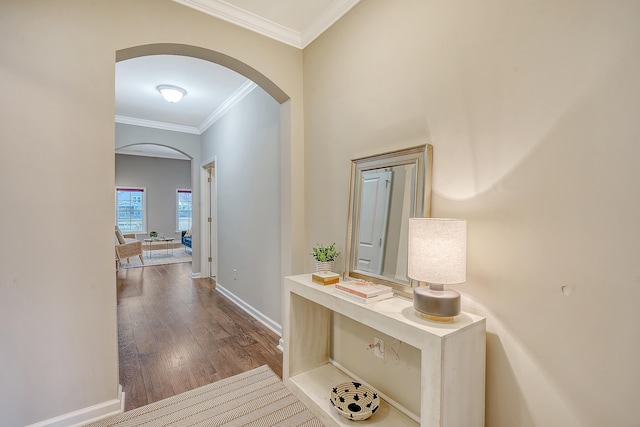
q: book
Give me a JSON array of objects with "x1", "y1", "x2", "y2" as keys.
[
  {"x1": 334, "y1": 288, "x2": 394, "y2": 304},
  {"x1": 311, "y1": 272, "x2": 340, "y2": 285},
  {"x1": 334, "y1": 280, "x2": 393, "y2": 298}
]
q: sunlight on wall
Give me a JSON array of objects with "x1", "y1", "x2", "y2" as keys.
[{"x1": 424, "y1": 1, "x2": 629, "y2": 201}]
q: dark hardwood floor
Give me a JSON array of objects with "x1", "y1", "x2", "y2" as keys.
[{"x1": 116, "y1": 262, "x2": 283, "y2": 411}]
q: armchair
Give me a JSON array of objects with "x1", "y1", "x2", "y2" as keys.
[{"x1": 115, "y1": 226, "x2": 144, "y2": 269}]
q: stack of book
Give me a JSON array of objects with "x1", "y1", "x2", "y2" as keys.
[{"x1": 334, "y1": 280, "x2": 394, "y2": 304}]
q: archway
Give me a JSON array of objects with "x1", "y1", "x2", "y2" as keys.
[
  {"x1": 114, "y1": 46, "x2": 293, "y2": 405},
  {"x1": 117, "y1": 44, "x2": 289, "y2": 104},
  {"x1": 115, "y1": 44, "x2": 293, "y2": 282}
]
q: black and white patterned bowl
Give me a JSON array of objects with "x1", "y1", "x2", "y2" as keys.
[{"x1": 330, "y1": 381, "x2": 380, "y2": 421}]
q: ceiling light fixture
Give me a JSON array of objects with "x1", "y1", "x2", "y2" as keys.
[{"x1": 157, "y1": 85, "x2": 186, "y2": 103}]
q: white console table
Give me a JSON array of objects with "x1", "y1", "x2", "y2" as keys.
[{"x1": 282, "y1": 274, "x2": 486, "y2": 427}]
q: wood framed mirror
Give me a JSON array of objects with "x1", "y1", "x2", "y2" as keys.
[{"x1": 344, "y1": 144, "x2": 433, "y2": 298}]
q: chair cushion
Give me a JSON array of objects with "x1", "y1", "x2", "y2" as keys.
[
  {"x1": 115, "y1": 240, "x2": 143, "y2": 259},
  {"x1": 115, "y1": 227, "x2": 126, "y2": 244}
]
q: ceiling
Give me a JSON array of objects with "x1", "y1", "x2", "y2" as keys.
[
  {"x1": 116, "y1": 0, "x2": 360, "y2": 160},
  {"x1": 172, "y1": 0, "x2": 361, "y2": 49}
]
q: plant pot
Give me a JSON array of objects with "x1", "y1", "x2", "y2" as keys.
[{"x1": 316, "y1": 261, "x2": 334, "y2": 274}]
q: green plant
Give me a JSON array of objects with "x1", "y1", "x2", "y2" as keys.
[
  {"x1": 149, "y1": 230, "x2": 158, "y2": 238},
  {"x1": 310, "y1": 243, "x2": 340, "y2": 262}
]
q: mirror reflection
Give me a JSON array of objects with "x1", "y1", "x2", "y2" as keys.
[{"x1": 345, "y1": 145, "x2": 433, "y2": 297}]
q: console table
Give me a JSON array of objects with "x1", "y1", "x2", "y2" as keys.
[{"x1": 282, "y1": 274, "x2": 486, "y2": 427}]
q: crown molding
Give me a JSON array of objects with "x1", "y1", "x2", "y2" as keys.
[
  {"x1": 199, "y1": 80, "x2": 257, "y2": 133},
  {"x1": 115, "y1": 115, "x2": 201, "y2": 134},
  {"x1": 301, "y1": 0, "x2": 361, "y2": 48},
  {"x1": 172, "y1": 0, "x2": 361, "y2": 49},
  {"x1": 173, "y1": 0, "x2": 301, "y2": 48},
  {"x1": 115, "y1": 81, "x2": 257, "y2": 135}
]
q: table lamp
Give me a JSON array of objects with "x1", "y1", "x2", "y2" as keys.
[{"x1": 408, "y1": 218, "x2": 467, "y2": 322}]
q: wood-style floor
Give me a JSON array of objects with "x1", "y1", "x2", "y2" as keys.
[{"x1": 117, "y1": 262, "x2": 283, "y2": 411}]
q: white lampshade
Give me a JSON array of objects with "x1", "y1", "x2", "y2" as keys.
[
  {"x1": 408, "y1": 218, "x2": 466, "y2": 284},
  {"x1": 157, "y1": 85, "x2": 186, "y2": 103}
]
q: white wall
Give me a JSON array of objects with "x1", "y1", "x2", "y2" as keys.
[
  {"x1": 304, "y1": 0, "x2": 640, "y2": 425},
  {"x1": 115, "y1": 154, "x2": 191, "y2": 239},
  {"x1": 201, "y1": 87, "x2": 282, "y2": 327},
  {"x1": 0, "y1": 1, "x2": 303, "y2": 425}
]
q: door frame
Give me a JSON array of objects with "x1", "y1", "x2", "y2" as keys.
[{"x1": 200, "y1": 157, "x2": 218, "y2": 279}]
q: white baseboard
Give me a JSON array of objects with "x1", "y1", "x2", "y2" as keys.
[
  {"x1": 27, "y1": 385, "x2": 124, "y2": 427},
  {"x1": 190, "y1": 271, "x2": 201, "y2": 278},
  {"x1": 277, "y1": 338, "x2": 284, "y2": 352},
  {"x1": 215, "y1": 282, "x2": 282, "y2": 337}
]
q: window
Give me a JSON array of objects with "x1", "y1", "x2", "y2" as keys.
[
  {"x1": 116, "y1": 187, "x2": 146, "y2": 233},
  {"x1": 177, "y1": 189, "x2": 192, "y2": 231}
]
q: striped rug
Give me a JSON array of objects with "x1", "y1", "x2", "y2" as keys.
[{"x1": 86, "y1": 366, "x2": 323, "y2": 426}]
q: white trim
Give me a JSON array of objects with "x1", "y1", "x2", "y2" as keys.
[
  {"x1": 171, "y1": 0, "x2": 362, "y2": 49},
  {"x1": 172, "y1": 0, "x2": 301, "y2": 48},
  {"x1": 115, "y1": 115, "x2": 200, "y2": 134},
  {"x1": 277, "y1": 337, "x2": 284, "y2": 352},
  {"x1": 27, "y1": 386, "x2": 124, "y2": 427},
  {"x1": 215, "y1": 282, "x2": 282, "y2": 336},
  {"x1": 116, "y1": 81, "x2": 257, "y2": 136},
  {"x1": 199, "y1": 81, "x2": 257, "y2": 133},
  {"x1": 200, "y1": 159, "x2": 218, "y2": 280},
  {"x1": 191, "y1": 272, "x2": 202, "y2": 278}
]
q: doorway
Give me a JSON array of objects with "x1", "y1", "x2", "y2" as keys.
[{"x1": 202, "y1": 162, "x2": 217, "y2": 278}]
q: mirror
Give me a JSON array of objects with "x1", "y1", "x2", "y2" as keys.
[{"x1": 344, "y1": 145, "x2": 433, "y2": 298}]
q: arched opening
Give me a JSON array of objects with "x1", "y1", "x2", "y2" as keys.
[
  {"x1": 115, "y1": 44, "x2": 292, "y2": 282},
  {"x1": 116, "y1": 44, "x2": 289, "y2": 104},
  {"x1": 114, "y1": 44, "x2": 292, "y2": 410},
  {"x1": 116, "y1": 143, "x2": 192, "y2": 162},
  {"x1": 115, "y1": 143, "x2": 194, "y2": 267}
]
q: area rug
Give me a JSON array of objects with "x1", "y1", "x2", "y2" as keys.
[
  {"x1": 86, "y1": 365, "x2": 323, "y2": 427},
  {"x1": 119, "y1": 250, "x2": 191, "y2": 269}
]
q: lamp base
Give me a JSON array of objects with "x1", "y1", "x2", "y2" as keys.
[
  {"x1": 413, "y1": 284, "x2": 461, "y2": 321},
  {"x1": 418, "y1": 312, "x2": 455, "y2": 323}
]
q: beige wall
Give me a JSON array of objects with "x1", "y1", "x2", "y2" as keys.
[
  {"x1": 0, "y1": 1, "x2": 303, "y2": 425},
  {"x1": 3, "y1": 0, "x2": 639, "y2": 424},
  {"x1": 304, "y1": 0, "x2": 640, "y2": 425}
]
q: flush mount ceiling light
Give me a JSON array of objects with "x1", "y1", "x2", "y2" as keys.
[{"x1": 157, "y1": 85, "x2": 186, "y2": 103}]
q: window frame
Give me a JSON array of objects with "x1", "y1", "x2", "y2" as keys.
[
  {"x1": 176, "y1": 189, "x2": 193, "y2": 232},
  {"x1": 115, "y1": 187, "x2": 147, "y2": 234}
]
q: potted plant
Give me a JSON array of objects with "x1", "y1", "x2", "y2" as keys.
[
  {"x1": 311, "y1": 243, "x2": 340, "y2": 274},
  {"x1": 149, "y1": 230, "x2": 158, "y2": 238}
]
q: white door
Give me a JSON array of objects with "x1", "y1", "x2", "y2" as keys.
[{"x1": 357, "y1": 169, "x2": 392, "y2": 274}]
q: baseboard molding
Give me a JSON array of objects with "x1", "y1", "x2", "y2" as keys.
[
  {"x1": 191, "y1": 272, "x2": 201, "y2": 278},
  {"x1": 27, "y1": 385, "x2": 124, "y2": 427},
  {"x1": 215, "y1": 282, "x2": 282, "y2": 337}
]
